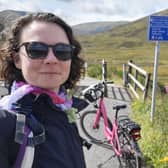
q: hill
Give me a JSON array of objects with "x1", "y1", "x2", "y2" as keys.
[
  {"x1": 77, "y1": 9, "x2": 168, "y2": 85},
  {"x1": 73, "y1": 21, "x2": 128, "y2": 35},
  {"x1": 0, "y1": 10, "x2": 29, "y2": 46},
  {"x1": 0, "y1": 10, "x2": 126, "y2": 46},
  {"x1": 0, "y1": 10, "x2": 27, "y2": 28}
]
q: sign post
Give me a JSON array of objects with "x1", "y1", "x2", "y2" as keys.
[
  {"x1": 148, "y1": 15, "x2": 168, "y2": 122},
  {"x1": 151, "y1": 41, "x2": 160, "y2": 122}
]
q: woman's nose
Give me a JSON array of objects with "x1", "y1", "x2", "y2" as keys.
[{"x1": 44, "y1": 48, "x2": 59, "y2": 64}]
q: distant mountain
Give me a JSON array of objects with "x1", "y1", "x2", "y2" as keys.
[
  {"x1": 0, "y1": 10, "x2": 28, "y2": 46},
  {"x1": 72, "y1": 21, "x2": 128, "y2": 35},
  {"x1": 0, "y1": 9, "x2": 128, "y2": 45},
  {"x1": 0, "y1": 10, "x2": 27, "y2": 27},
  {"x1": 78, "y1": 8, "x2": 168, "y2": 53}
]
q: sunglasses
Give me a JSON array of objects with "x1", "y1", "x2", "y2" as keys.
[{"x1": 18, "y1": 42, "x2": 75, "y2": 61}]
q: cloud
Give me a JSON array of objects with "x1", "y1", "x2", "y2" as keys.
[
  {"x1": 57, "y1": 0, "x2": 73, "y2": 1},
  {"x1": 0, "y1": 0, "x2": 168, "y2": 25},
  {"x1": 73, "y1": 0, "x2": 124, "y2": 15},
  {"x1": 62, "y1": 0, "x2": 168, "y2": 25},
  {"x1": 73, "y1": 0, "x2": 167, "y2": 16},
  {"x1": 0, "y1": 0, "x2": 42, "y2": 12}
]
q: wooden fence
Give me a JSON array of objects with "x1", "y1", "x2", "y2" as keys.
[{"x1": 123, "y1": 60, "x2": 151, "y2": 100}]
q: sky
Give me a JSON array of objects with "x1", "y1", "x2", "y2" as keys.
[{"x1": 0, "y1": 0, "x2": 168, "y2": 25}]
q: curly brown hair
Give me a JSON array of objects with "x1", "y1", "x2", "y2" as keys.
[{"x1": 0, "y1": 12, "x2": 84, "y2": 91}]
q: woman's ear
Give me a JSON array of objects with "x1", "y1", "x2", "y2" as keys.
[{"x1": 12, "y1": 52, "x2": 21, "y2": 69}]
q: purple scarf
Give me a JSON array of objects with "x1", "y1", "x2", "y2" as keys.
[{"x1": 0, "y1": 81, "x2": 73, "y2": 112}]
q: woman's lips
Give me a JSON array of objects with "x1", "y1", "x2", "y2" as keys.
[{"x1": 40, "y1": 72, "x2": 61, "y2": 74}]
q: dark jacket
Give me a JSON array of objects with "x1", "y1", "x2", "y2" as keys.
[{"x1": 0, "y1": 93, "x2": 87, "y2": 168}]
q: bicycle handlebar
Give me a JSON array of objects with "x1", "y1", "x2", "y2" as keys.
[
  {"x1": 80, "y1": 80, "x2": 114, "y2": 102},
  {"x1": 81, "y1": 83, "x2": 103, "y2": 95},
  {"x1": 81, "y1": 82, "x2": 106, "y2": 102},
  {"x1": 81, "y1": 81, "x2": 113, "y2": 96}
]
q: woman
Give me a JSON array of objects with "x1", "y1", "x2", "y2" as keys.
[{"x1": 0, "y1": 12, "x2": 88, "y2": 168}]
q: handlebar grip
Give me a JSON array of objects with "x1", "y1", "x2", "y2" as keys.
[
  {"x1": 81, "y1": 84, "x2": 97, "y2": 95},
  {"x1": 113, "y1": 104, "x2": 127, "y2": 110},
  {"x1": 81, "y1": 82, "x2": 104, "y2": 96}
]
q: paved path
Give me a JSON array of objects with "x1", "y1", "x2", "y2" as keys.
[{"x1": 76, "y1": 77, "x2": 132, "y2": 168}]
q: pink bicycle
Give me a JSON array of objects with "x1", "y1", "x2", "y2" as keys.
[{"x1": 80, "y1": 82, "x2": 142, "y2": 168}]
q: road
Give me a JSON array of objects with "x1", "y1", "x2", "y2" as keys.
[{"x1": 76, "y1": 77, "x2": 132, "y2": 168}]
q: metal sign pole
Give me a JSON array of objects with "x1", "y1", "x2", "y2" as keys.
[{"x1": 151, "y1": 41, "x2": 160, "y2": 122}]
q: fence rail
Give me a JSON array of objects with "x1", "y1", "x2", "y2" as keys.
[{"x1": 123, "y1": 60, "x2": 151, "y2": 100}]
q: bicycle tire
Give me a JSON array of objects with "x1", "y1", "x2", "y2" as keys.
[
  {"x1": 80, "y1": 110, "x2": 112, "y2": 144},
  {"x1": 117, "y1": 129, "x2": 142, "y2": 168}
]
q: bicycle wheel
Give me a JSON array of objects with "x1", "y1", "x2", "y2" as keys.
[
  {"x1": 117, "y1": 129, "x2": 142, "y2": 168},
  {"x1": 80, "y1": 110, "x2": 112, "y2": 144}
]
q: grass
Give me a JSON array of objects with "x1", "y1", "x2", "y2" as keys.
[
  {"x1": 131, "y1": 95, "x2": 168, "y2": 168},
  {"x1": 79, "y1": 43, "x2": 168, "y2": 85}
]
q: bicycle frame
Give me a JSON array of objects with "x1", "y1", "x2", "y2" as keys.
[{"x1": 93, "y1": 96, "x2": 122, "y2": 157}]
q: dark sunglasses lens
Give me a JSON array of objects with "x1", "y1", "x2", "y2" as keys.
[
  {"x1": 53, "y1": 44, "x2": 73, "y2": 60},
  {"x1": 27, "y1": 43, "x2": 48, "y2": 59}
]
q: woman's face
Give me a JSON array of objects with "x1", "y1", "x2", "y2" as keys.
[{"x1": 14, "y1": 21, "x2": 71, "y2": 92}]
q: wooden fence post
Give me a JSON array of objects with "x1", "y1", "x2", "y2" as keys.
[
  {"x1": 102, "y1": 59, "x2": 107, "y2": 82},
  {"x1": 102, "y1": 59, "x2": 108, "y2": 97},
  {"x1": 143, "y1": 73, "x2": 151, "y2": 100},
  {"x1": 127, "y1": 60, "x2": 133, "y2": 84},
  {"x1": 134, "y1": 70, "x2": 138, "y2": 90},
  {"x1": 123, "y1": 64, "x2": 127, "y2": 86}
]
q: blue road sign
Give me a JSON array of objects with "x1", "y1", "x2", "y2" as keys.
[{"x1": 148, "y1": 15, "x2": 168, "y2": 41}]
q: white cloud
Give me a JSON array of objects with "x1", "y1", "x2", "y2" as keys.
[
  {"x1": 61, "y1": 0, "x2": 166, "y2": 25},
  {"x1": 0, "y1": 0, "x2": 41, "y2": 12},
  {"x1": 73, "y1": 0, "x2": 122, "y2": 14},
  {"x1": 0, "y1": 0, "x2": 168, "y2": 25},
  {"x1": 73, "y1": 0, "x2": 168, "y2": 17}
]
